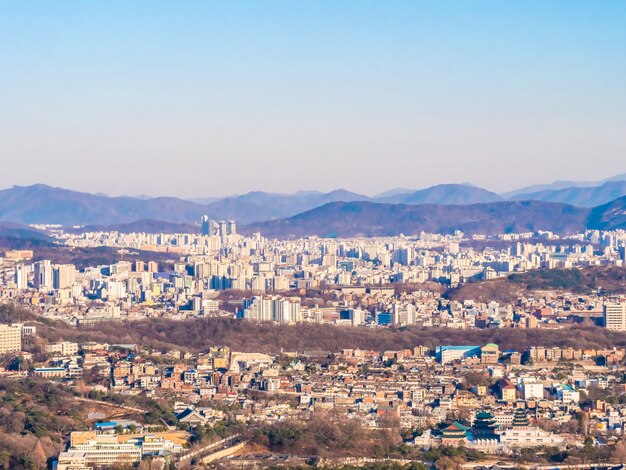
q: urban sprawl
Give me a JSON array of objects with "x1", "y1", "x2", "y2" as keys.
[{"x1": 3, "y1": 218, "x2": 626, "y2": 468}]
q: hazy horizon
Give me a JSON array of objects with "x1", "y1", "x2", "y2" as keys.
[
  {"x1": 4, "y1": 170, "x2": 626, "y2": 200},
  {"x1": 2, "y1": 1, "x2": 625, "y2": 198}
]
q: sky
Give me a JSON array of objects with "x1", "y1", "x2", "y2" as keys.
[{"x1": 1, "y1": 1, "x2": 626, "y2": 198}]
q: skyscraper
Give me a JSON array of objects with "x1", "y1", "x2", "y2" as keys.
[
  {"x1": 201, "y1": 215, "x2": 220, "y2": 236},
  {"x1": 53, "y1": 265, "x2": 76, "y2": 289},
  {"x1": 14, "y1": 265, "x2": 27, "y2": 290},
  {"x1": 34, "y1": 260, "x2": 52, "y2": 290},
  {"x1": 227, "y1": 220, "x2": 237, "y2": 236},
  {"x1": 201, "y1": 215, "x2": 210, "y2": 236}
]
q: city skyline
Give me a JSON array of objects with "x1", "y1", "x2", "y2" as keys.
[
  {"x1": 2, "y1": 1, "x2": 626, "y2": 197},
  {"x1": 4, "y1": 2, "x2": 626, "y2": 467}
]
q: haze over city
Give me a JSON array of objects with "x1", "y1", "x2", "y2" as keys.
[{"x1": 2, "y1": 1, "x2": 626, "y2": 197}]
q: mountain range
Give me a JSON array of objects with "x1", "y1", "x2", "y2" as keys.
[
  {"x1": 1, "y1": 172, "x2": 626, "y2": 232},
  {"x1": 245, "y1": 196, "x2": 626, "y2": 238},
  {"x1": 0, "y1": 183, "x2": 507, "y2": 226},
  {"x1": 243, "y1": 200, "x2": 592, "y2": 238},
  {"x1": 506, "y1": 180, "x2": 626, "y2": 207}
]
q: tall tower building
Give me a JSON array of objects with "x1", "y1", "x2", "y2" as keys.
[
  {"x1": 227, "y1": 220, "x2": 237, "y2": 236},
  {"x1": 219, "y1": 221, "x2": 227, "y2": 238},
  {"x1": 201, "y1": 215, "x2": 210, "y2": 236},
  {"x1": 14, "y1": 265, "x2": 28, "y2": 290},
  {"x1": 201, "y1": 215, "x2": 220, "y2": 236},
  {"x1": 34, "y1": 260, "x2": 53, "y2": 290},
  {"x1": 53, "y1": 265, "x2": 76, "y2": 289}
]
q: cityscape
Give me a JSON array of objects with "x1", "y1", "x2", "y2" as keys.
[{"x1": 3, "y1": 1, "x2": 626, "y2": 470}]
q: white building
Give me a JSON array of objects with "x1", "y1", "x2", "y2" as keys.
[
  {"x1": 604, "y1": 302, "x2": 626, "y2": 331},
  {"x1": 519, "y1": 381, "x2": 544, "y2": 400},
  {"x1": 0, "y1": 323, "x2": 22, "y2": 354},
  {"x1": 45, "y1": 341, "x2": 79, "y2": 356},
  {"x1": 240, "y1": 296, "x2": 302, "y2": 324},
  {"x1": 500, "y1": 426, "x2": 565, "y2": 448},
  {"x1": 62, "y1": 432, "x2": 182, "y2": 467}
]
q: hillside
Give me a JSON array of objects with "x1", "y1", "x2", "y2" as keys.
[
  {"x1": 243, "y1": 200, "x2": 590, "y2": 238},
  {"x1": 502, "y1": 172, "x2": 626, "y2": 199},
  {"x1": 586, "y1": 195, "x2": 626, "y2": 230},
  {"x1": 205, "y1": 189, "x2": 370, "y2": 223},
  {"x1": 2, "y1": 180, "x2": 626, "y2": 229},
  {"x1": 10, "y1": 305, "x2": 626, "y2": 354},
  {"x1": 0, "y1": 185, "x2": 372, "y2": 226},
  {"x1": 0, "y1": 222, "x2": 51, "y2": 242},
  {"x1": 445, "y1": 266, "x2": 626, "y2": 303},
  {"x1": 379, "y1": 184, "x2": 502, "y2": 205},
  {"x1": 511, "y1": 180, "x2": 626, "y2": 207},
  {"x1": 0, "y1": 237, "x2": 177, "y2": 270},
  {"x1": 0, "y1": 184, "x2": 208, "y2": 226}
]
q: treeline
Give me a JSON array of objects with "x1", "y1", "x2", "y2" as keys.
[
  {"x1": 4, "y1": 303, "x2": 626, "y2": 356},
  {"x1": 249, "y1": 412, "x2": 402, "y2": 459},
  {"x1": 39, "y1": 320, "x2": 626, "y2": 355},
  {"x1": 0, "y1": 378, "x2": 83, "y2": 469}
]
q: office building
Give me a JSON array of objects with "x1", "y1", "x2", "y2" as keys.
[
  {"x1": 14, "y1": 264, "x2": 28, "y2": 290},
  {"x1": 34, "y1": 260, "x2": 53, "y2": 290},
  {"x1": 0, "y1": 323, "x2": 22, "y2": 354},
  {"x1": 53, "y1": 264, "x2": 76, "y2": 289},
  {"x1": 201, "y1": 215, "x2": 210, "y2": 236},
  {"x1": 604, "y1": 303, "x2": 626, "y2": 331},
  {"x1": 227, "y1": 220, "x2": 237, "y2": 236}
]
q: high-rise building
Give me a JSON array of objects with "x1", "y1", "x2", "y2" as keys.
[
  {"x1": 201, "y1": 215, "x2": 220, "y2": 236},
  {"x1": 201, "y1": 215, "x2": 210, "y2": 236},
  {"x1": 34, "y1": 260, "x2": 53, "y2": 290},
  {"x1": 239, "y1": 296, "x2": 302, "y2": 324},
  {"x1": 0, "y1": 323, "x2": 22, "y2": 354},
  {"x1": 227, "y1": 220, "x2": 237, "y2": 236},
  {"x1": 604, "y1": 303, "x2": 626, "y2": 331},
  {"x1": 14, "y1": 265, "x2": 28, "y2": 290},
  {"x1": 53, "y1": 264, "x2": 76, "y2": 289}
]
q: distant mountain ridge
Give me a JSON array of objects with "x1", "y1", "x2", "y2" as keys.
[
  {"x1": 4, "y1": 188, "x2": 626, "y2": 240},
  {"x1": 2, "y1": 172, "x2": 626, "y2": 227},
  {"x1": 243, "y1": 200, "x2": 590, "y2": 238},
  {"x1": 379, "y1": 184, "x2": 502, "y2": 205},
  {"x1": 508, "y1": 180, "x2": 626, "y2": 207},
  {"x1": 502, "y1": 172, "x2": 626, "y2": 200},
  {"x1": 0, "y1": 183, "x2": 515, "y2": 226},
  {"x1": 587, "y1": 196, "x2": 626, "y2": 231},
  {"x1": 0, "y1": 184, "x2": 208, "y2": 226},
  {"x1": 0, "y1": 184, "x2": 373, "y2": 226}
]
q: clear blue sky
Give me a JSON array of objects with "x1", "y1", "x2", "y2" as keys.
[{"x1": 1, "y1": 1, "x2": 625, "y2": 197}]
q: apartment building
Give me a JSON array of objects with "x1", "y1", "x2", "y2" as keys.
[{"x1": 0, "y1": 323, "x2": 22, "y2": 354}]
